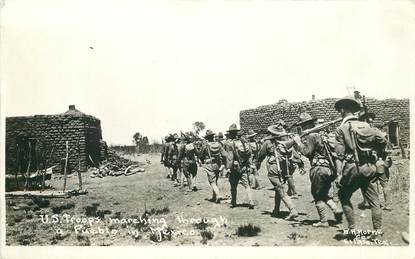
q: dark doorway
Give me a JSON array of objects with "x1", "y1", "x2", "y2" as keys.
[{"x1": 387, "y1": 122, "x2": 399, "y2": 146}]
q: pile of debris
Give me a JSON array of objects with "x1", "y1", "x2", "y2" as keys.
[{"x1": 90, "y1": 149, "x2": 145, "y2": 178}]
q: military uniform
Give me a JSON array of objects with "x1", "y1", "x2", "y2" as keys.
[
  {"x1": 298, "y1": 132, "x2": 343, "y2": 226},
  {"x1": 167, "y1": 134, "x2": 181, "y2": 183},
  {"x1": 178, "y1": 136, "x2": 199, "y2": 191},
  {"x1": 199, "y1": 130, "x2": 228, "y2": 203},
  {"x1": 358, "y1": 113, "x2": 393, "y2": 211},
  {"x1": 257, "y1": 125, "x2": 299, "y2": 220},
  {"x1": 216, "y1": 132, "x2": 228, "y2": 177},
  {"x1": 162, "y1": 136, "x2": 174, "y2": 178},
  {"x1": 224, "y1": 125, "x2": 255, "y2": 209},
  {"x1": 246, "y1": 130, "x2": 262, "y2": 189},
  {"x1": 279, "y1": 144, "x2": 303, "y2": 198},
  {"x1": 333, "y1": 97, "x2": 386, "y2": 233}
]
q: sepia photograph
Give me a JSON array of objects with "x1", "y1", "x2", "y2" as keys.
[{"x1": 1, "y1": 0, "x2": 414, "y2": 258}]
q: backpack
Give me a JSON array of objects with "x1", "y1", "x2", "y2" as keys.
[
  {"x1": 169, "y1": 143, "x2": 179, "y2": 160},
  {"x1": 232, "y1": 139, "x2": 251, "y2": 163},
  {"x1": 349, "y1": 121, "x2": 387, "y2": 155},
  {"x1": 207, "y1": 142, "x2": 222, "y2": 160}
]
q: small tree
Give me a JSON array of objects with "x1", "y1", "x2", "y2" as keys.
[
  {"x1": 192, "y1": 121, "x2": 206, "y2": 136},
  {"x1": 133, "y1": 132, "x2": 142, "y2": 146},
  {"x1": 133, "y1": 132, "x2": 150, "y2": 153}
]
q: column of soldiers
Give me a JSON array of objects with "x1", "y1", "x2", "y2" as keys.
[{"x1": 160, "y1": 96, "x2": 391, "y2": 240}]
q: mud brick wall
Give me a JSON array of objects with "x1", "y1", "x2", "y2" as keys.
[
  {"x1": 6, "y1": 115, "x2": 104, "y2": 175},
  {"x1": 240, "y1": 98, "x2": 410, "y2": 146}
]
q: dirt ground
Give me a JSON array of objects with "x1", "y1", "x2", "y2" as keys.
[{"x1": 5, "y1": 153, "x2": 409, "y2": 246}]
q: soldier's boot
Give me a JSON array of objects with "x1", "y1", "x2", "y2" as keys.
[
  {"x1": 177, "y1": 169, "x2": 183, "y2": 186},
  {"x1": 186, "y1": 176, "x2": 193, "y2": 191},
  {"x1": 230, "y1": 186, "x2": 238, "y2": 208},
  {"x1": 313, "y1": 201, "x2": 329, "y2": 228},
  {"x1": 209, "y1": 182, "x2": 221, "y2": 203},
  {"x1": 246, "y1": 186, "x2": 255, "y2": 209},
  {"x1": 371, "y1": 206, "x2": 383, "y2": 235},
  {"x1": 382, "y1": 186, "x2": 392, "y2": 211},
  {"x1": 248, "y1": 174, "x2": 254, "y2": 189},
  {"x1": 191, "y1": 176, "x2": 197, "y2": 191},
  {"x1": 326, "y1": 199, "x2": 343, "y2": 224},
  {"x1": 342, "y1": 203, "x2": 356, "y2": 230},
  {"x1": 251, "y1": 174, "x2": 261, "y2": 189},
  {"x1": 171, "y1": 168, "x2": 177, "y2": 182},
  {"x1": 286, "y1": 176, "x2": 299, "y2": 198},
  {"x1": 255, "y1": 177, "x2": 262, "y2": 190},
  {"x1": 285, "y1": 208, "x2": 299, "y2": 221},
  {"x1": 358, "y1": 189, "x2": 367, "y2": 209},
  {"x1": 281, "y1": 195, "x2": 298, "y2": 220},
  {"x1": 271, "y1": 193, "x2": 282, "y2": 217}
]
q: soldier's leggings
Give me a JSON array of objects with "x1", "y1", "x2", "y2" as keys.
[
  {"x1": 310, "y1": 166, "x2": 341, "y2": 222},
  {"x1": 229, "y1": 165, "x2": 254, "y2": 206},
  {"x1": 266, "y1": 162, "x2": 295, "y2": 212},
  {"x1": 182, "y1": 161, "x2": 197, "y2": 190},
  {"x1": 338, "y1": 162, "x2": 382, "y2": 230},
  {"x1": 200, "y1": 164, "x2": 221, "y2": 200}
]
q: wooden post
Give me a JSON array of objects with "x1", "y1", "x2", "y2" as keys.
[
  {"x1": 15, "y1": 144, "x2": 20, "y2": 189},
  {"x1": 400, "y1": 143, "x2": 407, "y2": 159},
  {"x1": 63, "y1": 141, "x2": 69, "y2": 192},
  {"x1": 41, "y1": 145, "x2": 54, "y2": 192},
  {"x1": 24, "y1": 141, "x2": 32, "y2": 191},
  {"x1": 77, "y1": 142, "x2": 83, "y2": 190}
]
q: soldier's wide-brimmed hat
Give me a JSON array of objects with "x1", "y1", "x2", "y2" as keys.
[
  {"x1": 227, "y1": 123, "x2": 240, "y2": 132},
  {"x1": 294, "y1": 112, "x2": 317, "y2": 126},
  {"x1": 180, "y1": 132, "x2": 187, "y2": 140},
  {"x1": 359, "y1": 112, "x2": 376, "y2": 121},
  {"x1": 184, "y1": 133, "x2": 193, "y2": 142},
  {"x1": 216, "y1": 132, "x2": 224, "y2": 139},
  {"x1": 246, "y1": 129, "x2": 257, "y2": 138},
  {"x1": 267, "y1": 124, "x2": 287, "y2": 137},
  {"x1": 335, "y1": 96, "x2": 361, "y2": 113},
  {"x1": 204, "y1": 129, "x2": 215, "y2": 138}
]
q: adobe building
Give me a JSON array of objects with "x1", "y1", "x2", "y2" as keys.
[
  {"x1": 5, "y1": 105, "x2": 108, "y2": 175},
  {"x1": 240, "y1": 96, "x2": 409, "y2": 148}
]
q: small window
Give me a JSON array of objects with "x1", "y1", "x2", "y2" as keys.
[{"x1": 387, "y1": 122, "x2": 399, "y2": 146}]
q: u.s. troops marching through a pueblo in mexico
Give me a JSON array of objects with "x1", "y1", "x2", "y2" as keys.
[{"x1": 5, "y1": 92, "x2": 410, "y2": 246}]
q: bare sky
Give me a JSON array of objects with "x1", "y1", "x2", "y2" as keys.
[{"x1": 2, "y1": 0, "x2": 414, "y2": 145}]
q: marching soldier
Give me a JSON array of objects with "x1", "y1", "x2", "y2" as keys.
[
  {"x1": 358, "y1": 112, "x2": 393, "y2": 211},
  {"x1": 333, "y1": 97, "x2": 387, "y2": 238},
  {"x1": 295, "y1": 112, "x2": 343, "y2": 227},
  {"x1": 178, "y1": 133, "x2": 199, "y2": 191},
  {"x1": 216, "y1": 132, "x2": 227, "y2": 177},
  {"x1": 257, "y1": 124, "x2": 300, "y2": 220},
  {"x1": 276, "y1": 120, "x2": 303, "y2": 198},
  {"x1": 199, "y1": 129, "x2": 228, "y2": 203},
  {"x1": 163, "y1": 134, "x2": 174, "y2": 179},
  {"x1": 223, "y1": 124, "x2": 255, "y2": 209},
  {"x1": 174, "y1": 134, "x2": 187, "y2": 187},
  {"x1": 168, "y1": 133, "x2": 181, "y2": 185},
  {"x1": 245, "y1": 129, "x2": 263, "y2": 189},
  {"x1": 160, "y1": 135, "x2": 170, "y2": 177}
]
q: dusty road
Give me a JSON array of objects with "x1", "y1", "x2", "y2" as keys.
[{"x1": 6, "y1": 153, "x2": 409, "y2": 246}]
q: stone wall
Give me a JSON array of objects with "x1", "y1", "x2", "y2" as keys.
[
  {"x1": 240, "y1": 98, "x2": 410, "y2": 146},
  {"x1": 5, "y1": 114, "x2": 104, "y2": 174}
]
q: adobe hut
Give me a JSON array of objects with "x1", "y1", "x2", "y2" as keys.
[{"x1": 5, "y1": 105, "x2": 107, "y2": 176}]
